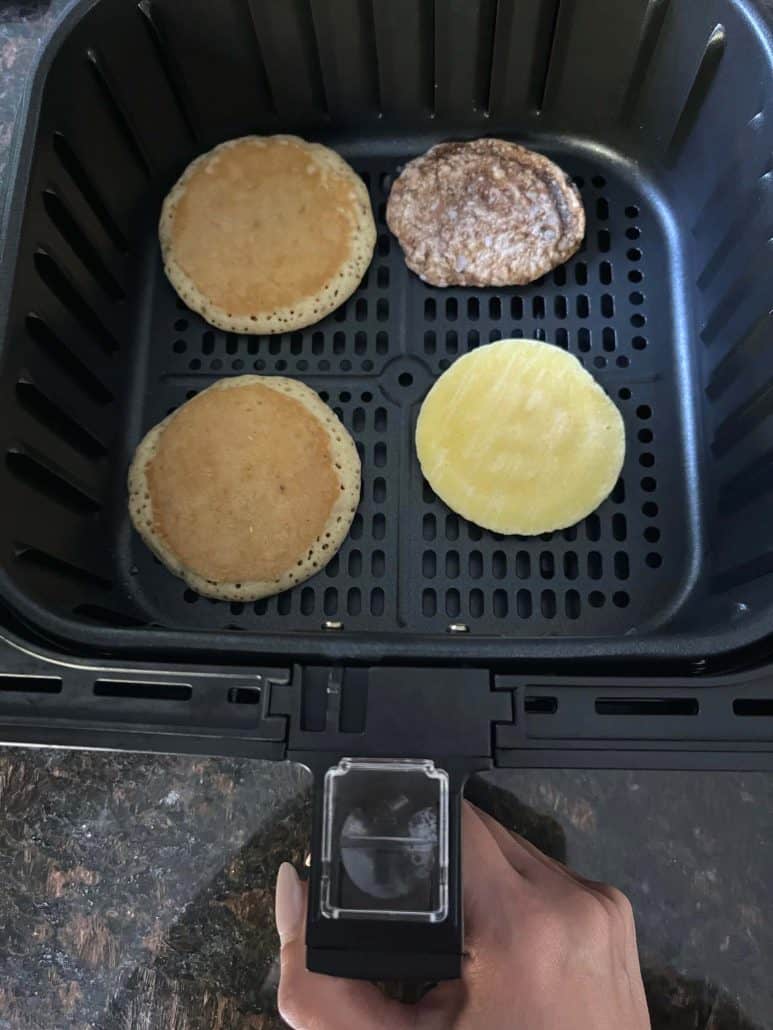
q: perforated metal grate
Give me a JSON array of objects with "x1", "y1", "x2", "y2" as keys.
[{"x1": 123, "y1": 148, "x2": 691, "y2": 638}]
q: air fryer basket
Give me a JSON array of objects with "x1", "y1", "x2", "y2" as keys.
[{"x1": 0, "y1": 0, "x2": 772, "y2": 667}]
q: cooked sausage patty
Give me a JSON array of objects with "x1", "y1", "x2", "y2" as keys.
[{"x1": 386, "y1": 138, "x2": 585, "y2": 287}]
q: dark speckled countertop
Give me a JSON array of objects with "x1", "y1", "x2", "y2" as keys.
[{"x1": 1, "y1": 4, "x2": 772, "y2": 1029}]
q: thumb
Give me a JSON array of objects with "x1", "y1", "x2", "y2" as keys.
[{"x1": 275, "y1": 862, "x2": 419, "y2": 1030}]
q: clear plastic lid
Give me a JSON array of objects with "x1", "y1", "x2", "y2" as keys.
[{"x1": 320, "y1": 758, "x2": 449, "y2": 922}]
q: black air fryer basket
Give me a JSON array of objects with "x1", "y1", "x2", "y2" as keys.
[{"x1": 1, "y1": 0, "x2": 772, "y2": 980}]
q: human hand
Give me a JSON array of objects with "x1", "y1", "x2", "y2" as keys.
[{"x1": 275, "y1": 800, "x2": 650, "y2": 1030}]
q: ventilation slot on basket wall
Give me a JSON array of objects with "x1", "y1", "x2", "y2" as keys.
[
  {"x1": 14, "y1": 545, "x2": 111, "y2": 592},
  {"x1": 711, "y1": 376, "x2": 773, "y2": 458},
  {"x1": 718, "y1": 451, "x2": 773, "y2": 517},
  {"x1": 372, "y1": 0, "x2": 434, "y2": 116},
  {"x1": 247, "y1": 0, "x2": 329, "y2": 119},
  {"x1": 86, "y1": 48, "x2": 152, "y2": 175},
  {"x1": 6, "y1": 450, "x2": 100, "y2": 515},
  {"x1": 25, "y1": 315, "x2": 113, "y2": 405},
  {"x1": 666, "y1": 25, "x2": 726, "y2": 165},
  {"x1": 696, "y1": 174, "x2": 772, "y2": 294},
  {"x1": 34, "y1": 251, "x2": 119, "y2": 353},
  {"x1": 52, "y1": 132, "x2": 129, "y2": 252},
  {"x1": 707, "y1": 310, "x2": 771, "y2": 402},
  {"x1": 15, "y1": 380, "x2": 107, "y2": 459},
  {"x1": 136, "y1": 0, "x2": 200, "y2": 142},
  {"x1": 42, "y1": 189, "x2": 125, "y2": 301},
  {"x1": 620, "y1": 0, "x2": 671, "y2": 124},
  {"x1": 531, "y1": 0, "x2": 563, "y2": 113}
]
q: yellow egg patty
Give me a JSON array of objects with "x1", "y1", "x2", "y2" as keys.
[{"x1": 416, "y1": 339, "x2": 625, "y2": 535}]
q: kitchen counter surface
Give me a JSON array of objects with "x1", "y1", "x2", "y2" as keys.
[{"x1": 1, "y1": 3, "x2": 772, "y2": 1028}]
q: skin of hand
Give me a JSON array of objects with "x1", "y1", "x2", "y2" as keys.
[{"x1": 275, "y1": 800, "x2": 651, "y2": 1030}]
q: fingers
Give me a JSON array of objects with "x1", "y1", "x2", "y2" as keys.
[
  {"x1": 587, "y1": 881, "x2": 642, "y2": 964},
  {"x1": 469, "y1": 802, "x2": 605, "y2": 893},
  {"x1": 275, "y1": 861, "x2": 306, "y2": 947},
  {"x1": 467, "y1": 804, "x2": 640, "y2": 943},
  {"x1": 466, "y1": 802, "x2": 556, "y2": 881},
  {"x1": 461, "y1": 802, "x2": 527, "y2": 946},
  {"x1": 275, "y1": 862, "x2": 418, "y2": 1030}
]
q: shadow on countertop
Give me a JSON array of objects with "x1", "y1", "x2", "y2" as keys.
[{"x1": 60, "y1": 774, "x2": 761, "y2": 1030}]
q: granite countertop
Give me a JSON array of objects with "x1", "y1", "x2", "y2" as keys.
[{"x1": 0, "y1": 4, "x2": 772, "y2": 1029}]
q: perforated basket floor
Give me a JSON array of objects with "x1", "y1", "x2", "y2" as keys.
[{"x1": 115, "y1": 144, "x2": 691, "y2": 641}]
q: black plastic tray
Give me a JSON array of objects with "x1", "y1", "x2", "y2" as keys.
[{"x1": 0, "y1": 0, "x2": 771, "y2": 672}]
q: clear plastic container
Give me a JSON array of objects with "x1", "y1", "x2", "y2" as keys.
[{"x1": 320, "y1": 758, "x2": 449, "y2": 922}]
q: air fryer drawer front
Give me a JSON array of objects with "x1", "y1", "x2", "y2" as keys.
[{"x1": 1, "y1": 630, "x2": 772, "y2": 767}]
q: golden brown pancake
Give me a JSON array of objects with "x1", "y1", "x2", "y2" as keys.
[
  {"x1": 128, "y1": 376, "x2": 360, "y2": 600},
  {"x1": 416, "y1": 339, "x2": 625, "y2": 535},
  {"x1": 387, "y1": 138, "x2": 584, "y2": 287},
  {"x1": 160, "y1": 135, "x2": 376, "y2": 333}
]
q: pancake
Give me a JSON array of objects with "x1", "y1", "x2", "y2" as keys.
[
  {"x1": 386, "y1": 138, "x2": 585, "y2": 287},
  {"x1": 160, "y1": 135, "x2": 376, "y2": 333},
  {"x1": 415, "y1": 339, "x2": 625, "y2": 535},
  {"x1": 128, "y1": 375, "x2": 360, "y2": 600}
]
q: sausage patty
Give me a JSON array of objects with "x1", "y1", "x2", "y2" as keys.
[{"x1": 386, "y1": 138, "x2": 585, "y2": 287}]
